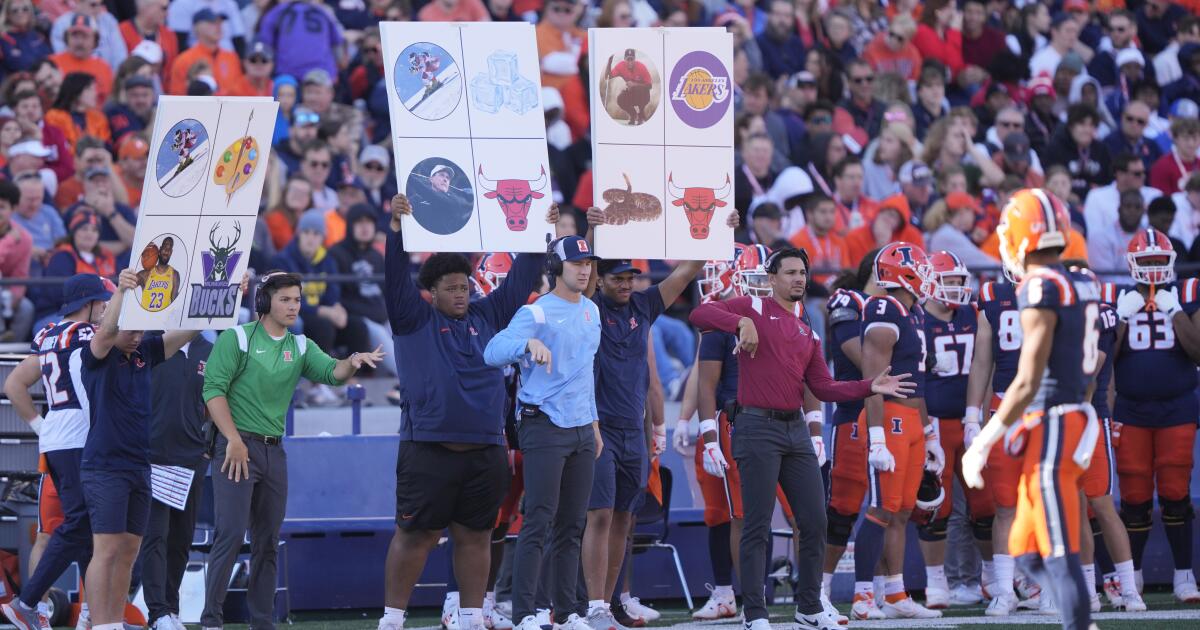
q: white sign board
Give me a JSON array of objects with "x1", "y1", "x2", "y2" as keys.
[
  {"x1": 119, "y1": 96, "x2": 278, "y2": 330},
  {"x1": 380, "y1": 21, "x2": 555, "y2": 253},
  {"x1": 589, "y1": 27, "x2": 735, "y2": 260}
]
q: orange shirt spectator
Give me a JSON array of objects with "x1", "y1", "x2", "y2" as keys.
[
  {"x1": 844, "y1": 194, "x2": 924, "y2": 266},
  {"x1": 536, "y1": 11, "x2": 588, "y2": 140},
  {"x1": 265, "y1": 210, "x2": 298, "y2": 251},
  {"x1": 50, "y1": 14, "x2": 115, "y2": 104},
  {"x1": 44, "y1": 73, "x2": 112, "y2": 154},
  {"x1": 862, "y1": 17, "x2": 923, "y2": 82},
  {"x1": 168, "y1": 10, "x2": 246, "y2": 96},
  {"x1": 118, "y1": 20, "x2": 178, "y2": 81},
  {"x1": 417, "y1": 0, "x2": 492, "y2": 21},
  {"x1": 790, "y1": 226, "x2": 851, "y2": 282}
]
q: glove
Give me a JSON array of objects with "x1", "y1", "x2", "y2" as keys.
[
  {"x1": 811, "y1": 436, "x2": 827, "y2": 467},
  {"x1": 962, "y1": 420, "x2": 1006, "y2": 489},
  {"x1": 1116, "y1": 289, "x2": 1146, "y2": 321},
  {"x1": 701, "y1": 440, "x2": 728, "y2": 478},
  {"x1": 1155, "y1": 287, "x2": 1183, "y2": 318},
  {"x1": 867, "y1": 426, "x2": 895, "y2": 472},
  {"x1": 963, "y1": 406, "x2": 981, "y2": 448},
  {"x1": 672, "y1": 418, "x2": 691, "y2": 455},
  {"x1": 652, "y1": 424, "x2": 666, "y2": 456},
  {"x1": 1109, "y1": 420, "x2": 1123, "y2": 449},
  {"x1": 925, "y1": 423, "x2": 945, "y2": 475}
]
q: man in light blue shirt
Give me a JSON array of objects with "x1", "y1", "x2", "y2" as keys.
[{"x1": 484, "y1": 235, "x2": 601, "y2": 630}]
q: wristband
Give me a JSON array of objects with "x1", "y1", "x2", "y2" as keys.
[
  {"x1": 698, "y1": 418, "x2": 718, "y2": 434},
  {"x1": 974, "y1": 420, "x2": 1006, "y2": 452},
  {"x1": 964, "y1": 406, "x2": 981, "y2": 424},
  {"x1": 868, "y1": 425, "x2": 885, "y2": 444},
  {"x1": 28, "y1": 415, "x2": 43, "y2": 436},
  {"x1": 805, "y1": 410, "x2": 824, "y2": 425}
]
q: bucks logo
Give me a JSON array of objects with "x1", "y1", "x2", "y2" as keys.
[{"x1": 189, "y1": 221, "x2": 243, "y2": 320}]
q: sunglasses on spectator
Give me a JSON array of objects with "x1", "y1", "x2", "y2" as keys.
[
  {"x1": 248, "y1": 56, "x2": 270, "y2": 64},
  {"x1": 808, "y1": 114, "x2": 832, "y2": 124},
  {"x1": 307, "y1": 160, "x2": 331, "y2": 169},
  {"x1": 888, "y1": 31, "x2": 906, "y2": 42},
  {"x1": 851, "y1": 75, "x2": 874, "y2": 84},
  {"x1": 1124, "y1": 115, "x2": 1148, "y2": 125}
]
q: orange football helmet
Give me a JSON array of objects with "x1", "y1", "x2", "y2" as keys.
[
  {"x1": 873, "y1": 242, "x2": 934, "y2": 301},
  {"x1": 733, "y1": 243, "x2": 772, "y2": 297},
  {"x1": 473, "y1": 252, "x2": 513, "y2": 296},
  {"x1": 699, "y1": 243, "x2": 745, "y2": 303},
  {"x1": 929, "y1": 250, "x2": 972, "y2": 306},
  {"x1": 996, "y1": 188, "x2": 1071, "y2": 281},
  {"x1": 1126, "y1": 227, "x2": 1176, "y2": 286}
]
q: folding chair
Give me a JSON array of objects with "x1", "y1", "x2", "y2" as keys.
[{"x1": 631, "y1": 467, "x2": 693, "y2": 609}]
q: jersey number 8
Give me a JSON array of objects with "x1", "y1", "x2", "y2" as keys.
[{"x1": 1083, "y1": 303, "x2": 1101, "y2": 374}]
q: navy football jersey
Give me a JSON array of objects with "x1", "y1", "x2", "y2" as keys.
[
  {"x1": 30, "y1": 321, "x2": 94, "y2": 412},
  {"x1": 862, "y1": 294, "x2": 926, "y2": 400},
  {"x1": 978, "y1": 281, "x2": 1021, "y2": 394},
  {"x1": 1017, "y1": 266, "x2": 1097, "y2": 411},
  {"x1": 698, "y1": 330, "x2": 739, "y2": 411},
  {"x1": 925, "y1": 303, "x2": 978, "y2": 419},
  {"x1": 1091, "y1": 302, "x2": 1119, "y2": 418},
  {"x1": 827, "y1": 289, "x2": 866, "y2": 425},
  {"x1": 1112, "y1": 278, "x2": 1200, "y2": 427}
]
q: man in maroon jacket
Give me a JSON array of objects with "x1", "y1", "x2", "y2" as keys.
[{"x1": 689, "y1": 246, "x2": 914, "y2": 630}]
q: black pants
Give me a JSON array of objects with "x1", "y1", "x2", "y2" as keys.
[
  {"x1": 138, "y1": 461, "x2": 206, "y2": 625},
  {"x1": 303, "y1": 313, "x2": 371, "y2": 356}
]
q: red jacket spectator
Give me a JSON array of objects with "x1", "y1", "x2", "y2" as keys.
[
  {"x1": 843, "y1": 194, "x2": 924, "y2": 265},
  {"x1": 0, "y1": 220, "x2": 31, "y2": 303},
  {"x1": 913, "y1": 23, "x2": 964, "y2": 77},
  {"x1": 862, "y1": 31, "x2": 923, "y2": 82},
  {"x1": 1150, "y1": 149, "x2": 1200, "y2": 196}
]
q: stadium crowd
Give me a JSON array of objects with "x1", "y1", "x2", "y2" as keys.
[{"x1": 3, "y1": 0, "x2": 1200, "y2": 629}]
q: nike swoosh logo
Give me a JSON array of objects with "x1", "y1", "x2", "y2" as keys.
[
  {"x1": 556, "y1": 318, "x2": 566, "y2": 324},
  {"x1": 255, "y1": 349, "x2": 266, "y2": 354},
  {"x1": 769, "y1": 316, "x2": 780, "y2": 320}
]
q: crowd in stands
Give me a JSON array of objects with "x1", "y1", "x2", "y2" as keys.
[{"x1": 1, "y1": 0, "x2": 1200, "y2": 396}]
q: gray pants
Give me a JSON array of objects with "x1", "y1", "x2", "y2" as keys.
[
  {"x1": 140, "y1": 460, "x2": 206, "y2": 624},
  {"x1": 732, "y1": 412, "x2": 825, "y2": 619},
  {"x1": 512, "y1": 412, "x2": 595, "y2": 623},
  {"x1": 202, "y1": 434, "x2": 288, "y2": 630}
]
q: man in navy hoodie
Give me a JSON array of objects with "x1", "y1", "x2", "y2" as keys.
[{"x1": 378, "y1": 194, "x2": 566, "y2": 630}]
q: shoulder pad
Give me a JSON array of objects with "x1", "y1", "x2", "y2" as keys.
[
  {"x1": 1182, "y1": 278, "x2": 1200, "y2": 305},
  {"x1": 979, "y1": 281, "x2": 995, "y2": 303},
  {"x1": 828, "y1": 306, "x2": 860, "y2": 326}
]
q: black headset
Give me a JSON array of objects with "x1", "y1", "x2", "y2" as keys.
[
  {"x1": 254, "y1": 272, "x2": 292, "y2": 315},
  {"x1": 765, "y1": 247, "x2": 811, "y2": 274},
  {"x1": 544, "y1": 237, "x2": 565, "y2": 278}
]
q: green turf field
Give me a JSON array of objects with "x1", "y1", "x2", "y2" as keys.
[{"x1": 221, "y1": 591, "x2": 1200, "y2": 629}]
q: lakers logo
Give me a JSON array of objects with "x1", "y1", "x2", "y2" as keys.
[{"x1": 671, "y1": 67, "x2": 728, "y2": 112}]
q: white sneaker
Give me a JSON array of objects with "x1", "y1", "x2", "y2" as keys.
[
  {"x1": 1090, "y1": 591, "x2": 1101, "y2": 613},
  {"x1": 1016, "y1": 591, "x2": 1042, "y2": 611},
  {"x1": 379, "y1": 611, "x2": 407, "y2": 630},
  {"x1": 1175, "y1": 575, "x2": 1200, "y2": 603},
  {"x1": 443, "y1": 592, "x2": 461, "y2": 629},
  {"x1": 1103, "y1": 575, "x2": 1125, "y2": 609},
  {"x1": 153, "y1": 617, "x2": 176, "y2": 630},
  {"x1": 515, "y1": 616, "x2": 543, "y2": 630},
  {"x1": 692, "y1": 587, "x2": 737, "y2": 620},
  {"x1": 1123, "y1": 590, "x2": 1148, "y2": 612},
  {"x1": 485, "y1": 597, "x2": 514, "y2": 630},
  {"x1": 850, "y1": 594, "x2": 883, "y2": 620},
  {"x1": 985, "y1": 593, "x2": 1018, "y2": 617},
  {"x1": 1038, "y1": 593, "x2": 1058, "y2": 615},
  {"x1": 171, "y1": 613, "x2": 186, "y2": 630},
  {"x1": 535, "y1": 609, "x2": 552, "y2": 630},
  {"x1": 950, "y1": 583, "x2": 983, "y2": 606},
  {"x1": 880, "y1": 596, "x2": 942, "y2": 619},
  {"x1": 924, "y1": 586, "x2": 950, "y2": 609},
  {"x1": 621, "y1": 597, "x2": 659, "y2": 623},
  {"x1": 819, "y1": 592, "x2": 847, "y2": 626},
  {"x1": 75, "y1": 609, "x2": 91, "y2": 630},
  {"x1": 742, "y1": 619, "x2": 771, "y2": 630},
  {"x1": 1135, "y1": 569, "x2": 1144, "y2": 594},
  {"x1": 496, "y1": 601, "x2": 513, "y2": 620},
  {"x1": 793, "y1": 609, "x2": 839, "y2": 630},
  {"x1": 560, "y1": 613, "x2": 594, "y2": 630}
]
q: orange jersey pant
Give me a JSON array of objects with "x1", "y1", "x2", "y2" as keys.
[
  {"x1": 1009, "y1": 409, "x2": 1095, "y2": 559},
  {"x1": 861, "y1": 402, "x2": 924, "y2": 513},
  {"x1": 1079, "y1": 417, "x2": 1116, "y2": 499},
  {"x1": 934, "y1": 418, "x2": 995, "y2": 521},
  {"x1": 1115, "y1": 423, "x2": 1196, "y2": 504},
  {"x1": 695, "y1": 412, "x2": 795, "y2": 525},
  {"x1": 985, "y1": 393, "x2": 1024, "y2": 509},
  {"x1": 828, "y1": 421, "x2": 868, "y2": 516},
  {"x1": 38, "y1": 472, "x2": 63, "y2": 534}
]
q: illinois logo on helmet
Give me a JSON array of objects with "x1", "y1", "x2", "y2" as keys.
[
  {"x1": 928, "y1": 250, "x2": 972, "y2": 306},
  {"x1": 1127, "y1": 227, "x2": 1176, "y2": 286},
  {"x1": 733, "y1": 243, "x2": 772, "y2": 297},
  {"x1": 996, "y1": 188, "x2": 1070, "y2": 281},
  {"x1": 698, "y1": 243, "x2": 745, "y2": 303},
  {"x1": 873, "y1": 242, "x2": 934, "y2": 301},
  {"x1": 473, "y1": 252, "x2": 513, "y2": 297}
]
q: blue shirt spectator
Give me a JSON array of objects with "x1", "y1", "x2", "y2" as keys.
[{"x1": 755, "y1": 0, "x2": 806, "y2": 79}]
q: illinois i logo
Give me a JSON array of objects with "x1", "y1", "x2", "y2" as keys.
[
  {"x1": 188, "y1": 221, "x2": 243, "y2": 320},
  {"x1": 668, "y1": 51, "x2": 730, "y2": 129}
]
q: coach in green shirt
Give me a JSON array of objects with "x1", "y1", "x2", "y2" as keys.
[{"x1": 200, "y1": 272, "x2": 384, "y2": 630}]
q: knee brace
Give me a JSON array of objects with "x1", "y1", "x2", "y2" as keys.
[
  {"x1": 1161, "y1": 497, "x2": 1195, "y2": 527},
  {"x1": 917, "y1": 517, "x2": 949, "y2": 542},
  {"x1": 826, "y1": 508, "x2": 857, "y2": 547},
  {"x1": 1120, "y1": 500, "x2": 1154, "y2": 533},
  {"x1": 971, "y1": 515, "x2": 994, "y2": 542}
]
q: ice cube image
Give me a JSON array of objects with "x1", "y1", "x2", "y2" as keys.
[
  {"x1": 487, "y1": 50, "x2": 519, "y2": 86},
  {"x1": 504, "y1": 76, "x2": 538, "y2": 115},
  {"x1": 471, "y1": 73, "x2": 504, "y2": 113}
]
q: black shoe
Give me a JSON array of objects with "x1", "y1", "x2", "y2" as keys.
[{"x1": 611, "y1": 600, "x2": 643, "y2": 628}]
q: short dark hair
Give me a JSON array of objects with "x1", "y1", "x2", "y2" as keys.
[
  {"x1": 831, "y1": 155, "x2": 863, "y2": 179},
  {"x1": 302, "y1": 140, "x2": 332, "y2": 160},
  {"x1": 0, "y1": 180, "x2": 19, "y2": 207},
  {"x1": 11, "y1": 89, "x2": 38, "y2": 106},
  {"x1": 743, "y1": 72, "x2": 774, "y2": 97},
  {"x1": 1066, "y1": 103, "x2": 1099, "y2": 129},
  {"x1": 418, "y1": 253, "x2": 473, "y2": 290},
  {"x1": 765, "y1": 246, "x2": 809, "y2": 274},
  {"x1": 261, "y1": 270, "x2": 302, "y2": 303},
  {"x1": 802, "y1": 193, "x2": 833, "y2": 215},
  {"x1": 1113, "y1": 152, "x2": 1141, "y2": 173},
  {"x1": 802, "y1": 100, "x2": 835, "y2": 120},
  {"x1": 1148, "y1": 196, "x2": 1177, "y2": 217},
  {"x1": 75, "y1": 135, "x2": 105, "y2": 158}
]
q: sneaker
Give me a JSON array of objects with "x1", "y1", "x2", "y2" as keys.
[
  {"x1": 1123, "y1": 590, "x2": 1148, "y2": 612},
  {"x1": 793, "y1": 610, "x2": 839, "y2": 630},
  {"x1": 496, "y1": 602, "x2": 514, "y2": 619},
  {"x1": 1015, "y1": 574, "x2": 1042, "y2": 601},
  {"x1": 387, "y1": 384, "x2": 403, "y2": 406},
  {"x1": 171, "y1": 613, "x2": 186, "y2": 630},
  {"x1": 2, "y1": 601, "x2": 50, "y2": 630},
  {"x1": 560, "y1": 614, "x2": 594, "y2": 630},
  {"x1": 985, "y1": 593, "x2": 1018, "y2": 617},
  {"x1": 924, "y1": 586, "x2": 950, "y2": 609},
  {"x1": 880, "y1": 596, "x2": 942, "y2": 619},
  {"x1": 585, "y1": 605, "x2": 628, "y2": 630},
  {"x1": 692, "y1": 587, "x2": 737, "y2": 620},
  {"x1": 1090, "y1": 591, "x2": 1101, "y2": 613},
  {"x1": 308, "y1": 383, "x2": 344, "y2": 407},
  {"x1": 742, "y1": 620, "x2": 771, "y2": 630},
  {"x1": 622, "y1": 597, "x2": 659, "y2": 623},
  {"x1": 1016, "y1": 591, "x2": 1042, "y2": 611},
  {"x1": 443, "y1": 592, "x2": 461, "y2": 630},
  {"x1": 535, "y1": 609, "x2": 552, "y2": 630},
  {"x1": 515, "y1": 616, "x2": 543, "y2": 630},
  {"x1": 154, "y1": 616, "x2": 177, "y2": 630},
  {"x1": 1103, "y1": 575, "x2": 1125, "y2": 609},
  {"x1": 610, "y1": 602, "x2": 642, "y2": 628},
  {"x1": 485, "y1": 597, "x2": 514, "y2": 630},
  {"x1": 850, "y1": 593, "x2": 884, "y2": 621},
  {"x1": 819, "y1": 593, "x2": 847, "y2": 626},
  {"x1": 1135, "y1": 569, "x2": 1144, "y2": 595},
  {"x1": 950, "y1": 583, "x2": 983, "y2": 606},
  {"x1": 1175, "y1": 578, "x2": 1200, "y2": 603},
  {"x1": 1038, "y1": 593, "x2": 1058, "y2": 615},
  {"x1": 379, "y1": 611, "x2": 407, "y2": 630},
  {"x1": 76, "y1": 611, "x2": 92, "y2": 630}
]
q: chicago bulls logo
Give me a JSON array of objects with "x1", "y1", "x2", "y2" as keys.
[
  {"x1": 478, "y1": 164, "x2": 547, "y2": 231},
  {"x1": 667, "y1": 172, "x2": 730, "y2": 239}
]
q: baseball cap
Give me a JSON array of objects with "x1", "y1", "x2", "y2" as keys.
[
  {"x1": 132, "y1": 40, "x2": 162, "y2": 64},
  {"x1": 58, "y1": 274, "x2": 113, "y2": 316},
  {"x1": 359, "y1": 144, "x2": 390, "y2": 167},
  {"x1": 597, "y1": 259, "x2": 643, "y2": 275},
  {"x1": 293, "y1": 106, "x2": 320, "y2": 127},
  {"x1": 1057, "y1": 51, "x2": 1085, "y2": 74},
  {"x1": 1029, "y1": 75, "x2": 1056, "y2": 98},
  {"x1": 1063, "y1": 0, "x2": 1089, "y2": 11},
  {"x1": 551, "y1": 236, "x2": 600, "y2": 263},
  {"x1": 1170, "y1": 98, "x2": 1199, "y2": 119},
  {"x1": 1116, "y1": 48, "x2": 1145, "y2": 68},
  {"x1": 945, "y1": 191, "x2": 981, "y2": 213},
  {"x1": 303, "y1": 69, "x2": 333, "y2": 87},
  {"x1": 66, "y1": 13, "x2": 96, "y2": 34},
  {"x1": 786, "y1": 71, "x2": 817, "y2": 89},
  {"x1": 430, "y1": 164, "x2": 454, "y2": 178},
  {"x1": 1003, "y1": 131, "x2": 1032, "y2": 163},
  {"x1": 247, "y1": 41, "x2": 274, "y2": 62},
  {"x1": 123, "y1": 75, "x2": 154, "y2": 92},
  {"x1": 898, "y1": 160, "x2": 932, "y2": 185},
  {"x1": 67, "y1": 208, "x2": 99, "y2": 233},
  {"x1": 9, "y1": 141, "x2": 52, "y2": 158},
  {"x1": 297, "y1": 209, "x2": 326, "y2": 235},
  {"x1": 117, "y1": 135, "x2": 150, "y2": 159},
  {"x1": 192, "y1": 8, "x2": 226, "y2": 24}
]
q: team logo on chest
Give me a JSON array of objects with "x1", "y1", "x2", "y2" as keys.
[
  {"x1": 629, "y1": 317, "x2": 638, "y2": 329},
  {"x1": 283, "y1": 350, "x2": 293, "y2": 362}
]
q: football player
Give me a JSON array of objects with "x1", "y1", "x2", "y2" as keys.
[
  {"x1": 918, "y1": 251, "x2": 994, "y2": 609},
  {"x1": 849, "y1": 242, "x2": 943, "y2": 621},
  {"x1": 1111, "y1": 228, "x2": 1200, "y2": 603},
  {"x1": 964, "y1": 188, "x2": 1101, "y2": 630}
]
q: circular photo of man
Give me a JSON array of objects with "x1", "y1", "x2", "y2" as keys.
[
  {"x1": 598, "y1": 48, "x2": 661, "y2": 126},
  {"x1": 136, "y1": 233, "x2": 186, "y2": 312},
  {"x1": 406, "y1": 158, "x2": 475, "y2": 235},
  {"x1": 395, "y1": 42, "x2": 462, "y2": 121}
]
